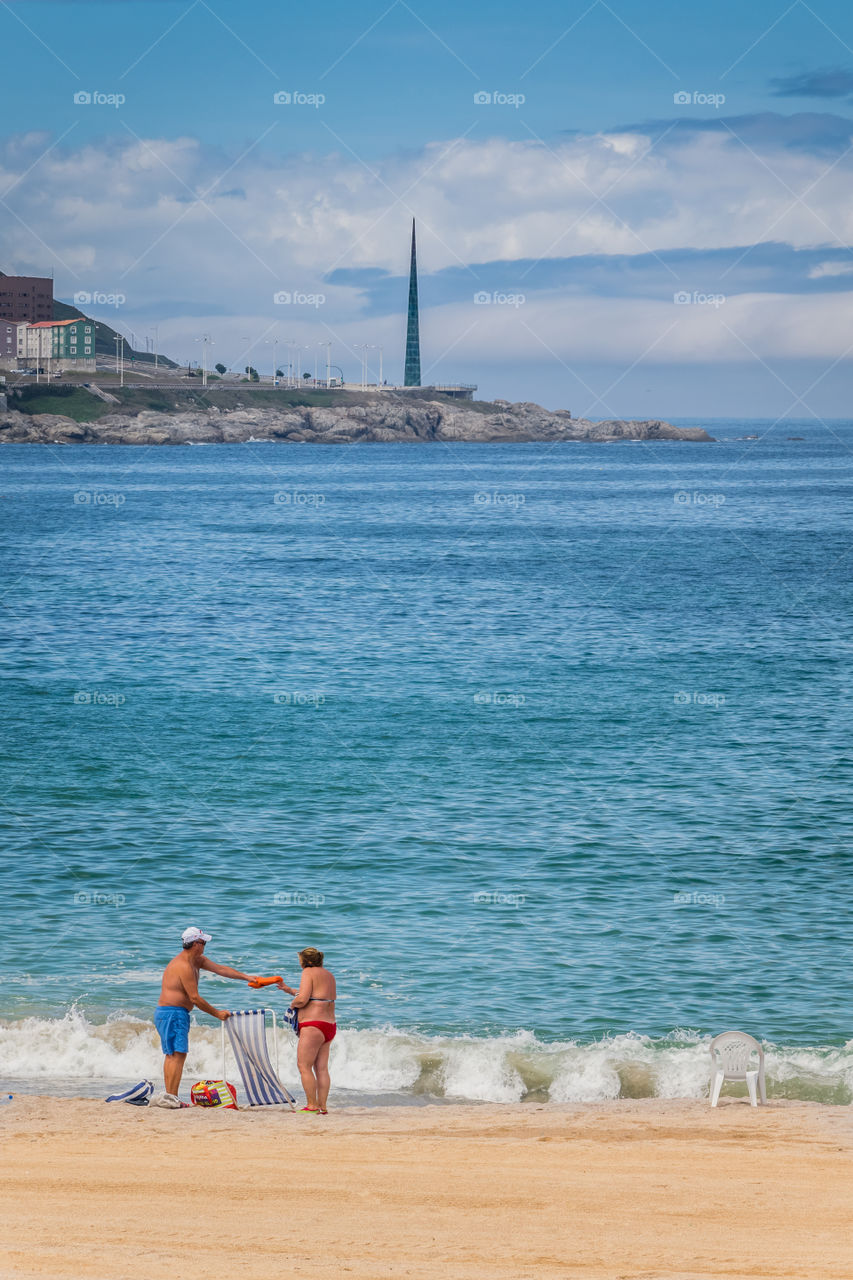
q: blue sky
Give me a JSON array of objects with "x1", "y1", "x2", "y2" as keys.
[{"x1": 2, "y1": 0, "x2": 853, "y2": 415}]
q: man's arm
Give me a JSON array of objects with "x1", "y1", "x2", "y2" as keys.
[
  {"x1": 183, "y1": 969, "x2": 230, "y2": 1021},
  {"x1": 199, "y1": 956, "x2": 254, "y2": 982}
]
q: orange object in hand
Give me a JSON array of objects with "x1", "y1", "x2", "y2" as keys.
[{"x1": 248, "y1": 975, "x2": 283, "y2": 988}]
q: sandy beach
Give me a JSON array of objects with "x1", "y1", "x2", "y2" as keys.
[{"x1": 2, "y1": 1097, "x2": 852, "y2": 1280}]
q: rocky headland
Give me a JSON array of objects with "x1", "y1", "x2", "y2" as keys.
[{"x1": 0, "y1": 394, "x2": 714, "y2": 445}]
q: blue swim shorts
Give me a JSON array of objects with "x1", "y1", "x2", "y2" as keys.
[{"x1": 154, "y1": 1005, "x2": 191, "y2": 1055}]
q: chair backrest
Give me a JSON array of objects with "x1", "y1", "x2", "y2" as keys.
[
  {"x1": 225, "y1": 1009, "x2": 295, "y2": 1107},
  {"x1": 709, "y1": 1031, "x2": 764, "y2": 1076}
]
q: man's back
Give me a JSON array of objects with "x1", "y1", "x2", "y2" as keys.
[{"x1": 158, "y1": 951, "x2": 195, "y2": 1008}]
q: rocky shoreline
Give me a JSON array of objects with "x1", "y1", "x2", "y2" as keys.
[{"x1": 0, "y1": 396, "x2": 714, "y2": 445}]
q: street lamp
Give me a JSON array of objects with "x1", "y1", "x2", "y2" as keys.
[
  {"x1": 114, "y1": 332, "x2": 125, "y2": 387},
  {"x1": 315, "y1": 341, "x2": 331, "y2": 388},
  {"x1": 150, "y1": 325, "x2": 160, "y2": 376},
  {"x1": 355, "y1": 344, "x2": 379, "y2": 390},
  {"x1": 285, "y1": 341, "x2": 305, "y2": 386},
  {"x1": 195, "y1": 334, "x2": 213, "y2": 387},
  {"x1": 354, "y1": 344, "x2": 370, "y2": 391},
  {"x1": 240, "y1": 335, "x2": 256, "y2": 381},
  {"x1": 264, "y1": 335, "x2": 281, "y2": 386}
]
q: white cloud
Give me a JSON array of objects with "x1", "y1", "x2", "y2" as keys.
[
  {"x1": 808, "y1": 260, "x2": 853, "y2": 278},
  {"x1": 2, "y1": 125, "x2": 853, "y2": 374}
]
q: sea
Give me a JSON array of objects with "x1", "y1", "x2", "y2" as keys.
[{"x1": 1, "y1": 418, "x2": 852, "y2": 1105}]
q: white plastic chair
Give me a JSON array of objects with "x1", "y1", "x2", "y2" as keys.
[{"x1": 709, "y1": 1031, "x2": 766, "y2": 1107}]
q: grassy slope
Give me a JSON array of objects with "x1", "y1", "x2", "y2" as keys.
[
  {"x1": 12, "y1": 386, "x2": 106, "y2": 422},
  {"x1": 51, "y1": 298, "x2": 178, "y2": 368},
  {"x1": 10, "y1": 384, "x2": 503, "y2": 422}
]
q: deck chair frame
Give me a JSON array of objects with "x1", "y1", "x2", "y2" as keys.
[{"x1": 221, "y1": 1008, "x2": 296, "y2": 1109}]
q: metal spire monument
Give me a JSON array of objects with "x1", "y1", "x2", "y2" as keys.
[{"x1": 404, "y1": 218, "x2": 421, "y2": 386}]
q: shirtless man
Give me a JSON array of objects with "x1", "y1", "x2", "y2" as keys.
[{"x1": 151, "y1": 927, "x2": 255, "y2": 1109}]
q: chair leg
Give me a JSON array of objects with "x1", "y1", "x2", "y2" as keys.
[
  {"x1": 710, "y1": 1071, "x2": 723, "y2": 1107},
  {"x1": 758, "y1": 1068, "x2": 766, "y2": 1105},
  {"x1": 746, "y1": 1071, "x2": 758, "y2": 1107}
]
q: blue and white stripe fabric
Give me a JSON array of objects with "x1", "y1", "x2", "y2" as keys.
[
  {"x1": 226, "y1": 1009, "x2": 296, "y2": 1107},
  {"x1": 106, "y1": 1080, "x2": 154, "y2": 1105}
]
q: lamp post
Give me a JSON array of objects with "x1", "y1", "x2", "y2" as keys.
[
  {"x1": 356, "y1": 344, "x2": 378, "y2": 390},
  {"x1": 264, "y1": 335, "x2": 280, "y2": 386},
  {"x1": 315, "y1": 341, "x2": 331, "y2": 388},
  {"x1": 195, "y1": 334, "x2": 213, "y2": 386},
  {"x1": 150, "y1": 325, "x2": 160, "y2": 376},
  {"x1": 284, "y1": 342, "x2": 303, "y2": 386},
  {"x1": 114, "y1": 332, "x2": 125, "y2": 386},
  {"x1": 240, "y1": 334, "x2": 257, "y2": 381}
]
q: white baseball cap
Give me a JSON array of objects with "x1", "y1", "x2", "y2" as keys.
[{"x1": 182, "y1": 926, "x2": 212, "y2": 945}]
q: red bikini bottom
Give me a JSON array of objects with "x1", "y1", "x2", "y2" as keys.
[{"x1": 297, "y1": 1020, "x2": 336, "y2": 1043}]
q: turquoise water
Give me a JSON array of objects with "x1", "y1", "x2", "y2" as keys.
[{"x1": 1, "y1": 421, "x2": 852, "y2": 1100}]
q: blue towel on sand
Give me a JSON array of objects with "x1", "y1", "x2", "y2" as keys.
[{"x1": 106, "y1": 1080, "x2": 154, "y2": 1106}]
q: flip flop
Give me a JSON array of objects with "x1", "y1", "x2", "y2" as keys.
[{"x1": 299, "y1": 1106, "x2": 319, "y2": 1113}]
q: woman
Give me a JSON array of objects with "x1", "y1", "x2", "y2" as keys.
[{"x1": 277, "y1": 947, "x2": 336, "y2": 1114}]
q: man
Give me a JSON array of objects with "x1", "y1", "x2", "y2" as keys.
[{"x1": 151, "y1": 927, "x2": 256, "y2": 1109}]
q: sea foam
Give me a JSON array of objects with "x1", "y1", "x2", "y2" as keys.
[{"x1": 2, "y1": 1010, "x2": 852, "y2": 1104}]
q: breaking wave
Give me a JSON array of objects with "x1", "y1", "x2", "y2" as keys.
[{"x1": 2, "y1": 1010, "x2": 852, "y2": 1103}]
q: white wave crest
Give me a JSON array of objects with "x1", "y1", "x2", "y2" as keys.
[{"x1": 2, "y1": 1011, "x2": 853, "y2": 1104}]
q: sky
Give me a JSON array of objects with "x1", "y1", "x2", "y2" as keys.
[{"x1": 1, "y1": 0, "x2": 853, "y2": 416}]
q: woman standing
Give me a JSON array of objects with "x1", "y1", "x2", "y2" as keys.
[{"x1": 278, "y1": 947, "x2": 336, "y2": 1113}]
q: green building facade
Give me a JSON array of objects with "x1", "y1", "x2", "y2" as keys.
[{"x1": 53, "y1": 319, "x2": 95, "y2": 366}]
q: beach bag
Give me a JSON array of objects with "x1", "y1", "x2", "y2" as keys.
[
  {"x1": 283, "y1": 1006, "x2": 299, "y2": 1033},
  {"x1": 190, "y1": 1079, "x2": 238, "y2": 1109}
]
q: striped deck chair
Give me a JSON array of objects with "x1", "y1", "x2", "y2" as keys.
[{"x1": 222, "y1": 1008, "x2": 296, "y2": 1108}]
